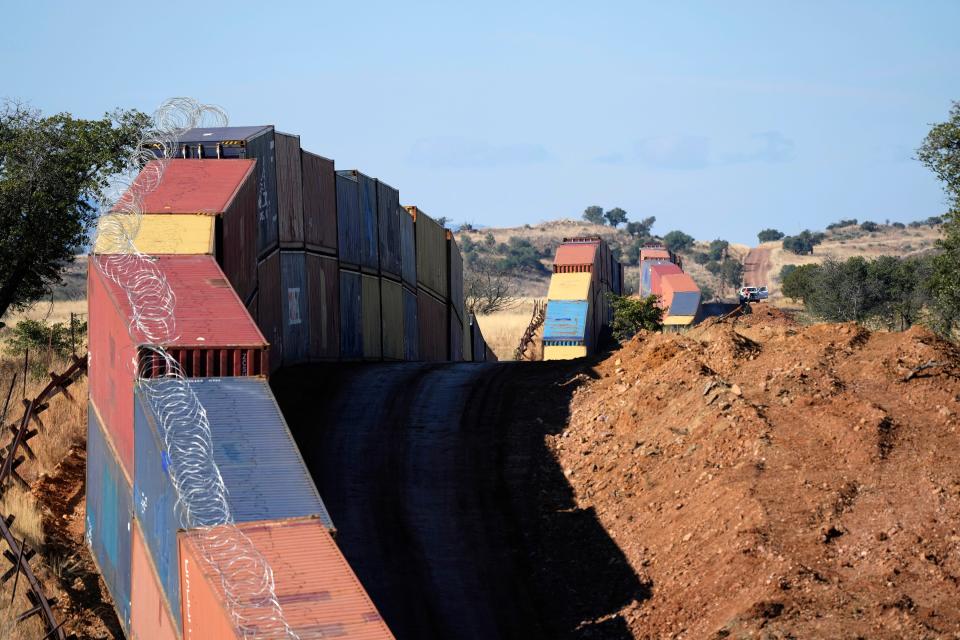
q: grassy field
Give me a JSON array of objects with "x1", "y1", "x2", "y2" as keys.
[{"x1": 475, "y1": 298, "x2": 542, "y2": 361}]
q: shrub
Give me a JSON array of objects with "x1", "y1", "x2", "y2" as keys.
[
  {"x1": 826, "y1": 218, "x2": 858, "y2": 230},
  {"x1": 663, "y1": 230, "x2": 695, "y2": 252},
  {"x1": 6, "y1": 318, "x2": 86, "y2": 358},
  {"x1": 860, "y1": 220, "x2": 880, "y2": 232},
  {"x1": 608, "y1": 294, "x2": 663, "y2": 340},
  {"x1": 757, "y1": 228, "x2": 785, "y2": 242}
]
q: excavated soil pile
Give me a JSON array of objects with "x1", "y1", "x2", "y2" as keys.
[{"x1": 555, "y1": 309, "x2": 960, "y2": 638}]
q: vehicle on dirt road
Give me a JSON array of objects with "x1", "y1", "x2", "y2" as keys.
[{"x1": 738, "y1": 286, "x2": 768, "y2": 303}]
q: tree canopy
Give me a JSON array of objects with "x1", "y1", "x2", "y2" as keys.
[
  {"x1": 603, "y1": 207, "x2": 628, "y2": 227},
  {"x1": 582, "y1": 205, "x2": 604, "y2": 225},
  {"x1": 663, "y1": 230, "x2": 695, "y2": 252},
  {"x1": 757, "y1": 228, "x2": 785, "y2": 242}
]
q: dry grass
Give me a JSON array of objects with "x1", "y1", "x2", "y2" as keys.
[
  {"x1": 0, "y1": 487, "x2": 45, "y2": 550},
  {"x1": 476, "y1": 298, "x2": 542, "y2": 361}
]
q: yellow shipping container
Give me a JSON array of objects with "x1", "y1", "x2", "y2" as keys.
[
  {"x1": 663, "y1": 315, "x2": 696, "y2": 326},
  {"x1": 94, "y1": 214, "x2": 214, "y2": 255},
  {"x1": 547, "y1": 272, "x2": 593, "y2": 301},
  {"x1": 543, "y1": 345, "x2": 588, "y2": 360}
]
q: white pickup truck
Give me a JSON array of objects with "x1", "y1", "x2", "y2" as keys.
[{"x1": 738, "y1": 286, "x2": 769, "y2": 303}]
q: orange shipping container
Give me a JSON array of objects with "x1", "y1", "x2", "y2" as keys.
[
  {"x1": 131, "y1": 520, "x2": 180, "y2": 640},
  {"x1": 179, "y1": 518, "x2": 395, "y2": 640}
]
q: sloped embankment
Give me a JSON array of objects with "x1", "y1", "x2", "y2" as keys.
[{"x1": 556, "y1": 307, "x2": 960, "y2": 638}]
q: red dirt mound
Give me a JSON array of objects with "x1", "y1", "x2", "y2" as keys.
[{"x1": 555, "y1": 315, "x2": 960, "y2": 638}]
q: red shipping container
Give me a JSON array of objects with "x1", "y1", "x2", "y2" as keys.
[
  {"x1": 649, "y1": 263, "x2": 684, "y2": 300},
  {"x1": 131, "y1": 520, "x2": 180, "y2": 640},
  {"x1": 553, "y1": 242, "x2": 599, "y2": 274},
  {"x1": 179, "y1": 518, "x2": 395, "y2": 640},
  {"x1": 417, "y1": 287, "x2": 448, "y2": 362},
  {"x1": 87, "y1": 255, "x2": 268, "y2": 477}
]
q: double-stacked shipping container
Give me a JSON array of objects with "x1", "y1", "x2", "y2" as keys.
[
  {"x1": 639, "y1": 243, "x2": 701, "y2": 328},
  {"x1": 409, "y1": 206, "x2": 450, "y2": 361}
]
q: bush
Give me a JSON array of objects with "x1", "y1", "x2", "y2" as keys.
[
  {"x1": 692, "y1": 251, "x2": 710, "y2": 265},
  {"x1": 663, "y1": 230, "x2": 695, "y2": 252},
  {"x1": 860, "y1": 220, "x2": 880, "y2": 232},
  {"x1": 705, "y1": 260, "x2": 721, "y2": 275},
  {"x1": 707, "y1": 239, "x2": 729, "y2": 261},
  {"x1": 608, "y1": 294, "x2": 663, "y2": 340},
  {"x1": 781, "y1": 264, "x2": 819, "y2": 302},
  {"x1": 497, "y1": 237, "x2": 548, "y2": 274},
  {"x1": 5, "y1": 318, "x2": 86, "y2": 358},
  {"x1": 891, "y1": 222, "x2": 906, "y2": 229},
  {"x1": 826, "y1": 218, "x2": 858, "y2": 230},
  {"x1": 757, "y1": 228, "x2": 785, "y2": 242},
  {"x1": 782, "y1": 229, "x2": 825, "y2": 255}
]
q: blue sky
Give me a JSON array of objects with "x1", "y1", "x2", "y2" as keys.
[{"x1": 4, "y1": 1, "x2": 958, "y2": 243}]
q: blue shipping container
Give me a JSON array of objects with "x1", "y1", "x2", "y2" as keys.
[
  {"x1": 87, "y1": 403, "x2": 132, "y2": 634},
  {"x1": 339, "y1": 269, "x2": 363, "y2": 359},
  {"x1": 357, "y1": 172, "x2": 379, "y2": 272},
  {"x1": 669, "y1": 291, "x2": 701, "y2": 317},
  {"x1": 543, "y1": 300, "x2": 590, "y2": 344},
  {"x1": 400, "y1": 205, "x2": 417, "y2": 290},
  {"x1": 640, "y1": 259, "x2": 670, "y2": 297},
  {"x1": 335, "y1": 172, "x2": 362, "y2": 267},
  {"x1": 403, "y1": 286, "x2": 419, "y2": 361},
  {"x1": 280, "y1": 251, "x2": 309, "y2": 365},
  {"x1": 133, "y1": 377, "x2": 334, "y2": 627},
  {"x1": 377, "y1": 180, "x2": 402, "y2": 278}
]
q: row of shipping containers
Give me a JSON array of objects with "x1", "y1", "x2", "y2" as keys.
[
  {"x1": 542, "y1": 237, "x2": 625, "y2": 360},
  {"x1": 85, "y1": 124, "x2": 502, "y2": 639},
  {"x1": 638, "y1": 243, "x2": 702, "y2": 328}
]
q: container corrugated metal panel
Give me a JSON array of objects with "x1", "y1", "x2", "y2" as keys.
[
  {"x1": 402, "y1": 286, "x2": 419, "y2": 360},
  {"x1": 339, "y1": 269, "x2": 363, "y2": 359},
  {"x1": 135, "y1": 378, "x2": 334, "y2": 628},
  {"x1": 301, "y1": 151, "x2": 337, "y2": 254},
  {"x1": 306, "y1": 253, "x2": 340, "y2": 360},
  {"x1": 410, "y1": 206, "x2": 448, "y2": 300},
  {"x1": 179, "y1": 518, "x2": 395, "y2": 640},
  {"x1": 95, "y1": 214, "x2": 214, "y2": 255},
  {"x1": 543, "y1": 345, "x2": 588, "y2": 360},
  {"x1": 380, "y1": 278, "x2": 404, "y2": 360},
  {"x1": 447, "y1": 230, "x2": 464, "y2": 322},
  {"x1": 280, "y1": 251, "x2": 309, "y2": 365},
  {"x1": 87, "y1": 403, "x2": 132, "y2": 634},
  {"x1": 641, "y1": 247, "x2": 672, "y2": 261},
  {"x1": 547, "y1": 272, "x2": 593, "y2": 301},
  {"x1": 276, "y1": 132, "x2": 304, "y2": 247},
  {"x1": 377, "y1": 180, "x2": 402, "y2": 278},
  {"x1": 175, "y1": 126, "x2": 278, "y2": 258},
  {"x1": 554, "y1": 242, "x2": 599, "y2": 272},
  {"x1": 462, "y1": 314, "x2": 473, "y2": 362},
  {"x1": 353, "y1": 171, "x2": 379, "y2": 273},
  {"x1": 668, "y1": 291, "x2": 701, "y2": 317},
  {"x1": 650, "y1": 263, "x2": 683, "y2": 298},
  {"x1": 449, "y1": 308, "x2": 463, "y2": 361},
  {"x1": 258, "y1": 250, "x2": 283, "y2": 373},
  {"x1": 336, "y1": 172, "x2": 362, "y2": 267},
  {"x1": 361, "y1": 273, "x2": 382, "y2": 360},
  {"x1": 471, "y1": 317, "x2": 486, "y2": 363},
  {"x1": 245, "y1": 290, "x2": 258, "y2": 324},
  {"x1": 399, "y1": 206, "x2": 417, "y2": 289},
  {"x1": 417, "y1": 287, "x2": 448, "y2": 361},
  {"x1": 131, "y1": 520, "x2": 180, "y2": 640},
  {"x1": 543, "y1": 300, "x2": 589, "y2": 343},
  {"x1": 640, "y1": 259, "x2": 670, "y2": 297}
]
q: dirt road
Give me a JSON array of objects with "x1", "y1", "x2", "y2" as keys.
[
  {"x1": 743, "y1": 246, "x2": 771, "y2": 287},
  {"x1": 273, "y1": 361, "x2": 646, "y2": 640}
]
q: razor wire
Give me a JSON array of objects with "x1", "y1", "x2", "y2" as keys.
[{"x1": 92, "y1": 98, "x2": 298, "y2": 640}]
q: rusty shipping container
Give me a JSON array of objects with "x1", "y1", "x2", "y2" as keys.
[
  {"x1": 335, "y1": 172, "x2": 362, "y2": 268},
  {"x1": 276, "y1": 132, "x2": 304, "y2": 248},
  {"x1": 417, "y1": 287, "x2": 448, "y2": 361},
  {"x1": 130, "y1": 520, "x2": 179, "y2": 640},
  {"x1": 306, "y1": 253, "x2": 340, "y2": 360},
  {"x1": 403, "y1": 286, "x2": 418, "y2": 360},
  {"x1": 339, "y1": 269, "x2": 363, "y2": 359},
  {"x1": 361, "y1": 273, "x2": 382, "y2": 360},
  {"x1": 258, "y1": 250, "x2": 283, "y2": 373},
  {"x1": 447, "y1": 230, "x2": 464, "y2": 323},
  {"x1": 179, "y1": 518, "x2": 395, "y2": 640},
  {"x1": 377, "y1": 180, "x2": 402, "y2": 279},
  {"x1": 173, "y1": 126, "x2": 279, "y2": 258},
  {"x1": 409, "y1": 206, "x2": 448, "y2": 301},
  {"x1": 301, "y1": 150, "x2": 337, "y2": 254},
  {"x1": 88, "y1": 255, "x2": 268, "y2": 477},
  {"x1": 280, "y1": 251, "x2": 309, "y2": 365},
  {"x1": 400, "y1": 204, "x2": 417, "y2": 290},
  {"x1": 380, "y1": 277, "x2": 404, "y2": 360}
]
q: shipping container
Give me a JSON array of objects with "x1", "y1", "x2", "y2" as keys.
[
  {"x1": 131, "y1": 520, "x2": 180, "y2": 640},
  {"x1": 88, "y1": 255, "x2": 268, "y2": 477},
  {"x1": 380, "y1": 278, "x2": 404, "y2": 360},
  {"x1": 173, "y1": 126, "x2": 278, "y2": 258},
  {"x1": 377, "y1": 180, "x2": 402, "y2": 278},
  {"x1": 640, "y1": 246, "x2": 673, "y2": 262},
  {"x1": 547, "y1": 272, "x2": 593, "y2": 301},
  {"x1": 470, "y1": 316, "x2": 486, "y2": 363},
  {"x1": 543, "y1": 345, "x2": 588, "y2": 360},
  {"x1": 409, "y1": 206, "x2": 448, "y2": 301},
  {"x1": 339, "y1": 269, "x2": 363, "y2": 359},
  {"x1": 335, "y1": 172, "x2": 362, "y2": 267},
  {"x1": 337, "y1": 170, "x2": 380, "y2": 273},
  {"x1": 402, "y1": 286, "x2": 419, "y2": 361},
  {"x1": 301, "y1": 151, "x2": 337, "y2": 254},
  {"x1": 649, "y1": 262, "x2": 683, "y2": 299},
  {"x1": 417, "y1": 287, "x2": 448, "y2": 361},
  {"x1": 86, "y1": 403, "x2": 132, "y2": 635},
  {"x1": 640, "y1": 259, "x2": 674, "y2": 297},
  {"x1": 258, "y1": 250, "x2": 283, "y2": 373},
  {"x1": 276, "y1": 132, "x2": 304, "y2": 248},
  {"x1": 134, "y1": 377, "x2": 333, "y2": 628},
  {"x1": 280, "y1": 251, "x2": 309, "y2": 365},
  {"x1": 661, "y1": 272, "x2": 701, "y2": 323},
  {"x1": 447, "y1": 230, "x2": 464, "y2": 323},
  {"x1": 399, "y1": 205, "x2": 417, "y2": 290},
  {"x1": 553, "y1": 241, "x2": 600, "y2": 274},
  {"x1": 306, "y1": 253, "x2": 340, "y2": 360},
  {"x1": 179, "y1": 518, "x2": 395, "y2": 640},
  {"x1": 245, "y1": 290, "x2": 258, "y2": 324},
  {"x1": 543, "y1": 300, "x2": 591, "y2": 346},
  {"x1": 462, "y1": 314, "x2": 473, "y2": 362},
  {"x1": 361, "y1": 273, "x2": 382, "y2": 360},
  {"x1": 449, "y1": 308, "x2": 463, "y2": 362},
  {"x1": 95, "y1": 214, "x2": 214, "y2": 256}
]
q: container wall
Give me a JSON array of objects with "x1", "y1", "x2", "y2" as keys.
[
  {"x1": 402, "y1": 286, "x2": 419, "y2": 361},
  {"x1": 280, "y1": 251, "x2": 310, "y2": 365},
  {"x1": 87, "y1": 403, "x2": 132, "y2": 634},
  {"x1": 357, "y1": 172, "x2": 379, "y2": 273},
  {"x1": 417, "y1": 287, "x2": 448, "y2": 361},
  {"x1": 96, "y1": 214, "x2": 214, "y2": 255},
  {"x1": 543, "y1": 345, "x2": 588, "y2": 360},
  {"x1": 306, "y1": 253, "x2": 340, "y2": 360},
  {"x1": 335, "y1": 173, "x2": 362, "y2": 267},
  {"x1": 412, "y1": 207, "x2": 448, "y2": 300},
  {"x1": 399, "y1": 205, "x2": 417, "y2": 289},
  {"x1": 377, "y1": 181, "x2": 402, "y2": 278},
  {"x1": 547, "y1": 272, "x2": 593, "y2": 301},
  {"x1": 276, "y1": 132, "x2": 304, "y2": 247},
  {"x1": 380, "y1": 278, "x2": 404, "y2": 360},
  {"x1": 339, "y1": 269, "x2": 363, "y2": 359},
  {"x1": 245, "y1": 290, "x2": 258, "y2": 324},
  {"x1": 462, "y1": 314, "x2": 473, "y2": 362},
  {"x1": 130, "y1": 520, "x2": 180, "y2": 640},
  {"x1": 447, "y1": 231, "x2": 464, "y2": 323},
  {"x1": 543, "y1": 300, "x2": 590, "y2": 344},
  {"x1": 471, "y1": 317, "x2": 487, "y2": 363},
  {"x1": 554, "y1": 242, "x2": 599, "y2": 272},
  {"x1": 87, "y1": 257, "x2": 136, "y2": 478},
  {"x1": 137, "y1": 347, "x2": 267, "y2": 379},
  {"x1": 258, "y1": 250, "x2": 283, "y2": 373},
  {"x1": 361, "y1": 273, "x2": 382, "y2": 360},
  {"x1": 244, "y1": 129, "x2": 279, "y2": 257},
  {"x1": 301, "y1": 151, "x2": 337, "y2": 253},
  {"x1": 449, "y1": 308, "x2": 463, "y2": 362},
  {"x1": 220, "y1": 160, "x2": 259, "y2": 304}
]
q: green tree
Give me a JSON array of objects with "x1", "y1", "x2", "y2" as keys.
[
  {"x1": 582, "y1": 205, "x2": 604, "y2": 225},
  {"x1": 663, "y1": 230, "x2": 695, "y2": 252},
  {"x1": 608, "y1": 294, "x2": 663, "y2": 340},
  {"x1": 0, "y1": 101, "x2": 149, "y2": 321},
  {"x1": 781, "y1": 263, "x2": 819, "y2": 303},
  {"x1": 757, "y1": 228, "x2": 785, "y2": 242},
  {"x1": 497, "y1": 237, "x2": 548, "y2": 274},
  {"x1": 603, "y1": 207, "x2": 628, "y2": 227},
  {"x1": 626, "y1": 216, "x2": 656, "y2": 237},
  {"x1": 707, "y1": 239, "x2": 729, "y2": 261},
  {"x1": 719, "y1": 258, "x2": 744, "y2": 290},
  {"x1": 860, "y1": 220, "x2": 880, "y2": 232}
]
